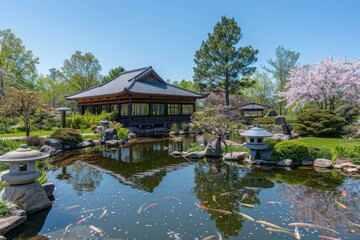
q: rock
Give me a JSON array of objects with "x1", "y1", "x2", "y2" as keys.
[
  {"x1": 345, "y1": 168, "x2": 359, "y2": 173},
  {"x1": 0, "y1": 208, "x2": 27, "y2": 235},
  {"x1": 128, "y1": 133, "x2": 136, "y2": 139},
  {"x1": 203, "y1": 136, "x2": 222, "y2": 157},
  {"x1": 185, "y1": 152, "x2": 204, "y2": 159},
  {"x1": 223, "y1": 152, "x2": 248, "y2": 161},
  {"x1": 169, "y1": 131, "x2": 179, "y2": 136},
  {"x1": 314, "y1": 158, "x2": 333, "y2": 168},
  {"x1": 0, "y1": 181, "x2": 52, "y2": 214},
  {"x1": 274, "y1": 116, "x2": 291, "y2": 135},
  {"x1": 264, "y1": 110, "x2": 278, "y2": 117},
  {"x1": 42, "y1": 182, "x2": 55, "y2": 198},
  {"x1": 105, "y1": 140, "x2": 121, "y2": 148},
  {"x1": 277, "y1": 159, "x2": 293, "y2": 167},
  {"x1": 243, "y1": 158, "x2": 253, "y2": 164},
  {"x1": 96, "y1": 126, "x2": 104, "y2": 133},
  {"x1": 291, "y1": 132, "x2": 300, "y2": 139},
  {"x1": 335, "y1": 157, "x2": 351, "y2": 165},
  {"x1": 179, "y1": 131, "x2": 187, "y2": 135},
  {"x1": 271, "y1": 133, "x2": 291, "y2": 141},
  {"x1": 76, "y1": 140, "x2": 95, "y2": 148},
  {"x1": 39, "y1": 145, "x2": 58, "y2": 156},
  {"x1": 0, "y1": 236, "x2": 6, "y2": 240},
  {"x1": 113, "y1": 135, "x2": 120, "y2": 140},
  {"x1": 339, "y1": 162, "x2": 359, "y2": 169},
  {"x1": 102, "y1": 128, "x2": 118, "y2": 142},
  {"x1": 334, "y1": 164, "x2": 341, "y2": 169},
  {"x1": 252, "y1": 160, "x2": 268, "y2": 165},
  {"x1": 44, "y1": 138, "x2": 62, "y2": 150},
  {"x1": 93, "y1": 140, "x2": 101, "y2": 145},
  {"x1": 170, "y1": 151, "x2": 182, "y2": 157},
  {"x1": 301, "y1": 156, "x2": 313, "y2": 166},
  {"x1": 314, "y1": 166, "x2": 332, "y2": 173}
]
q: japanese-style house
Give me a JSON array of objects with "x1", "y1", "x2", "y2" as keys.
[
  {"x1": 236, "y1": 102, "x2": 270, "y2": 119},
  {"x1": 65, "y1": 66, "x2": 207, "y2": 128}
]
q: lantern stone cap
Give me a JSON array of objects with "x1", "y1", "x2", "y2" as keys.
[
  {"x1": 0, "y1": 144, "x2": 49, "y2": 163},
  {"x1": 56, "y1": 105, "x2": 72, "y2": 111},
  {"x1": 240, "y1": 125, "x2": 273, "y2": 138},
  {"x1": 100, "y1": 120, "x2": 109, "y2": 124}
]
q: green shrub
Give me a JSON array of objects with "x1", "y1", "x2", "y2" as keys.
[
  {"x1": 332, "y1": 145, "x2": 360, "y2": 161},
  {"x1": 253, "y1": 117, "x2": 275, "y2": 125},
  {"x1": 269, "y1": 151, "x2": 283, "y2": 162},
  {"x1": 264, "y1": 138, "x2": 280, "y2": 148},
  {"x1": 294, "y1": 110, "x2": 347, "y2": 137},
  {"x1": 67, "y1": 111, "x2": 113, "y2": 129},
  {"x1": 118, "y1": 128, "x2": 129, "y2": 140},
  {"x1": 50, "y1": 128, "x2": 83, "y2": 148},
  {"x1": 0, "y1": 200, "x2": 12, "y2": 217},
  {"x1": 187, "y1": 143, "x2": 206, "y2": 153},
  {"x1": 24, "y1": 136, "x2": 44, "y2": 147},
  {"x1": 274, "y1": 140, "x2": 310, "y2": 163},
  {"x1": 313, "y1": 148, "x2": 332, "y2": 160}
]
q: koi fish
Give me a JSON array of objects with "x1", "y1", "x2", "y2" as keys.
[
  {"x1": 265, "y1": 228, "x2": 295, "y2": 236},
  {"x1": 266, "y1": 201, "x2": 282, "y2": 205},
  {"x1": 294, "y1": 226, "x2": 301, "y2": 240},
  {"x1": 65, "y1": 205, "x2": 80, "y2": 210},
  {"x1": 164, "y1": 196, "x2": 181, "y2": 202},
  {"x1": 288, "y1": 223, "x2": 339, "y2": 235},
  {"x1": 63, "y1": 223, "x2": 73, "y2": 234},
  {"x1": 240, "y1": 193, "x2": 249, "y2": 201},
  {"x1": 80, "y1": 207, "x2": 104, "y2": 213},
  {"x1": 98, "y1": 209, "x2": 107, "y2": 219},
  {"x1": 239, "y1": 202, "x2": 255, "y2": 208},
  {"x1": 216, "y1": 231, "x2": 223, "y2": 240},
  {"x1": 144, "y1": 202, "x2": 159, "y2": 211},
  {"x1": 90, "y1": 225, "x2": 104, "y2": 234},
  {"x1": 194, "y1": 202, "x2": 209, "y2": 211},
  {"x1": 347, "y1": 220, "x2": 360, "y2": 228},
  {"x1": 256, "y1": 220, "x2": 286, "y2": 230},
  {"x1": 335, "y1": 200, "x2": 347, "y2": 209},
  {"x1": 137, "y1": 203, "x2": 147, "y2": 214},
  {"x1": 76, "y1": 214, "x2": 92, "y2": 225},
  {"x1": 202, "y1": 235, "x2": 216, "y2": 240},
  {"x1": 209, "y1": 208, "x2": 232, "y2": 215},
  {"x1": 212, "y1": 195, "x2": 219, "y2": 205},
  {"x1": 318, "y1": 235, "x2": 340, "y2": 240},
  {"x1": 233, "y1": 210, "x2": 255, "y2": 222},
  {"x1": 341, "y1": 189, "x2": 348, "y2": 197},
  {"x1": 219, "y1": 192, "x2": 231, "y2": 197}
]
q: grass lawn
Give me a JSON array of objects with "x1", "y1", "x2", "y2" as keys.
[
  {"x1": 0, "y1": 127, "x2": 93, "y2": 138},
  {"x1": 298, "y1": 137, "x2": 359, "y2": 149}
]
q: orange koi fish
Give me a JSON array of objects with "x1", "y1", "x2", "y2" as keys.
[
  {"x1": 341, "y1": 189, "x2": 348, "y2": 197},
  {"x1": 144, "y1": 202, "x2": 159, "y2": 211},
  {"x1": 319, "y1": 235, "x2": 340, "y2": 240},
  {"x1": 164, "y1": 196, "x2": 181, "y2": 202},
  {"x1": 288, "y1": 223, "x2": 339, "y2": 235},
  {"x1": 76, "y1": 213, "x2": 92, "y2": 225},
  {"x1": 202, "y1": 234, "x2": 216, "y2": 240},
  {"x1": 194, "y1": 202, "x2": 209, "y2": 211},
  {"x1": 335, "y1": 200, "x2": 347, "y2": 209}
]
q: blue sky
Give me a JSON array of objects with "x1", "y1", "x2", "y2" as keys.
[{"x1": 1, "y1": 0, "x2": 359, "y2": 81}]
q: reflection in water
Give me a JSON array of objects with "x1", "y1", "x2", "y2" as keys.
[{"x1": 7, "y1": 135, "x2": 360, "y2": 239}]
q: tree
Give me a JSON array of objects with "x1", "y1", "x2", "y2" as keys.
[
  {"x1": 279, "y1": 56, "x2": 360, "y2": 112},
  {"x1": 37, "y1": 68, "x2": 66, "y2": 108},
  {"x1": 0, "y1": 87, "x2": 46, "y2": 137},
  {"x1": 242, "y1": 71, "x2": 275, "y2": 106},
  {"x1": 0, "y1": 29, "x2": 39, "y2": 89},
  {"x1": 61, "y1": 50, "x2": 102, "y2": 92},
  {"x1": 264, "y1": 46, "x2": 300, "y2": 115},
  {"x1": 193, "y1": 16, "x2": 258, "y2": 106},
  {"x1": 102, "y1": 66, "x2": 125, "y2": 83},
  {"x1": 171, "y1": 79, "x2": 198, "y2": 91}
]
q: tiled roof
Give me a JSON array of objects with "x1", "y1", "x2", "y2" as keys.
[
  {"x1": 237, "y1": 102, "x2": 270, "y2": 110},
  {"x1": 66, "y1": 66, "x2": 206, "y2": 100}
]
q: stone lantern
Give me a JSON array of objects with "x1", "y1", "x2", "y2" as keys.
[
  {"x1": 241, "y1": 125, "x2": 273, "y2": 160},
  {"x1": 56, "y1": 105, "x2": 72, "y2": 128},
  {"x1": 100, "y1": 120, "x2": 110, "y2": 130},
  {"x1": 0, "y1": 144, "x2": 53, "y2": 214}
]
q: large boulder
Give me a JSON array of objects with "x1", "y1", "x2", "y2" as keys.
[
  {"x1": 0, "y1": 204, "x2": 27, "y2": 235},
  {"x1": 271, "y1": 133, "x2": 291, "y2": 141},
  {"x1": 105, "y1": 140, "x2": 121, "y2": 148},
  {"x1": 76, "y1": 140, "x2": 95, "y2": 148},
  {"x1": 44, "y1": 138, "x2": 62, "y2": 150},
  {"x1": 0, "y1": 182, "x2": 52, "y2": 214},
  {"x1": 203, "y1": 136, "x2": 222, "y2": 157},
  {"x1": 274, "y1": 116, "x2": 291, "y2": 135},
  {"x1": 301, "y1": 156, "x2": 313, "y2": 166},
  {"x1": 184, "y1": 152, "x2": 204, "y2": 159},
  {"x1": 128, "y1": 133, "x2": 136, "y2": 139},
  {"x1": 223, "y1": 152, "x2": 248, "y2": 161},
  {"x1": 314, "y1": 158, "x2": 333, "y2": 168},
  {"x1": 277, "y1": 159, "x2": 293, "y2": 167},
  {"x1": 39, "y1": 145, "x2": 59, "y2": 156},
  {"x1": 102, "y1": 128, "x2": 118, "y2": 142},
  {"x1": 42, "y1": 182, "x2": 55, "y2": 198}
]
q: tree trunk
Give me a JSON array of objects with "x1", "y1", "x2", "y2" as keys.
[{"x1": 225, "y1": 78, "x2": 230, "y2": 106}]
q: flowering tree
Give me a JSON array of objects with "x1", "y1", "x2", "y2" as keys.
[{"x1": 279, "y1": 56, "x2": 360, "y2": 112}]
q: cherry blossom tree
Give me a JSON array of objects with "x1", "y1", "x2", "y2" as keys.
[{"x1": 279, "y1": 56, "x2": 360, "y2": 112}]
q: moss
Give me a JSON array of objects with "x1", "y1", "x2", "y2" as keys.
[
  {"x1": 50, "y1": 128, "x2": 83, "y2": 148},
  {"x1": 0, "y1": 200, "x2": 11, "y2": 217}
]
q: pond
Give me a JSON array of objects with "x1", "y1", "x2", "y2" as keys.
[{"x1": 5, "y1": 135, "x2": 360, "y2": 240}]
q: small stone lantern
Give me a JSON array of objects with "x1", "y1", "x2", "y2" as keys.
[
  {"x1": 241, "y1": 125, "x2": 273, "y2": 160},
  {"x1": 56, "y1": 105, "x2": 72, "y2": 128},
  {"x1": 100, "y1": 120, "x2": 110, "y2": 130},
  {"x1": 0, "y1": 144, "x2": 53, "y2": 214},
  {"x1": 0, "y1": 144, "x2": 49, "y2": 185}
]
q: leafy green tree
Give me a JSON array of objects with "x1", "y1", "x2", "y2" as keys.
[
  {"x1": 171, "y1": 79, "x2": 198, "y2": 91},
  {"x1": 61, "y1": 50, "x2": 102, "y2": 92},
  {"x1": 242, "y1": 71, "x2": 274, "y2": 105},
  {"x1": 37, "y1": 68, "x2": 66, "y2": 108},
  {"x1": 193, "y1": 16, "x2": 258, "y2": 106},
  {"x1": 264, "y1": 45, "x2": 299, "y2": 115},
  {"x1": 0, "y1": 29, "x2": 39, "y2": 89},
  {"x1": 102, "y1": 66, "x2": 125, "y2": 83}
]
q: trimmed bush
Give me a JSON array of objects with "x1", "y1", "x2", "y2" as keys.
[
  {"x1": 118, "y1": 128, "x2": 129, "y2": 140},
  {"x1": 294, "y1": 109, "x2": 347, "y2": 137},
  {"x1": 50, "y1": 128, "x2": 83, "y2": 148},
  {"x1": 274, "y1": 140, "x2": 310, "y2": 163}
]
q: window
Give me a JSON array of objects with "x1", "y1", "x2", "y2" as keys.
[
  {"x1": 102, "y1": 105, "x2": 109, "y2": 112},
  {"x1": 132, "y1": 103, "x2": 149, "y2": 116},
  {"x1": 257, "y1": 138, "x2": 263, "y2": 143},
  {"x1": 120, "y1": 104, "x2": 129, "y2": 116},
  {"x1": 110, "y1": 104, "x2": 118, "y2": 113},
  {"x1": 93, "y1": 105, "x2": 102, "y2": 114},
  {"x1": 168, "y1": 104, "x2": 180, "y2": 115},
  {"x1": 182, "y1": 104, "x2": 194, "y2": 115},
  {"x1": 152, "y1": 104, "x2": 165, "y2": 115}
]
